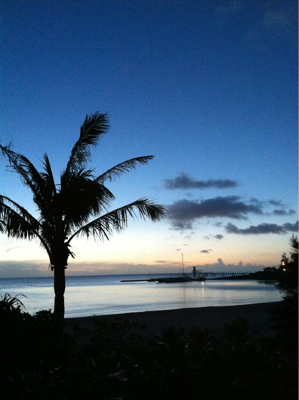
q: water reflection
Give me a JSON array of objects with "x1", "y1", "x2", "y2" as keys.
[
  {"x1": 63, "y1": 280, "x2": 282, "y2": 317},
  {"x1": 0, "y1": 276, "x2": 282, "y2": 317}
]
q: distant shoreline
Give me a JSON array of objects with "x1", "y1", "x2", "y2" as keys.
[{"x1": 65, "y1": 301, "x2": 281, "y2": 339}]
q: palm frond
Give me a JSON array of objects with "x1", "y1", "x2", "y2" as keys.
[
  {"x1": 289, "y1": 234, "x2": 298, "y2": 252},
  {"x1": 0, "y1": 219, "x2": 6, "y2": 233},
  {"x1": 289, "y1": 234, "x2": 298, "y2": 264},
  {"x1": 41, "y1": 154, "x2": 56, "y2": 195},
  {"x1": 0, "y1": 196, "x2": 52, "y2": 258},
  {"x1": 60, "y1": 169, "x2": 115, "y2": 230},
  {"x1": 96, "y1": 155, "x2": 154, "y2": 183},
  {"x1": 0, "y1": 293, "x2": 26, "y2": 312},
  {"x1": 68, "y1": 198, "x2": 165, "y2": 242},
  {"x1": 0, "y1": 195, "x2": 41, "y2": 240},
  {"x1": 0, "y1": 144, "x2": 46, "y2": 210},
  {"x1": 65, "y1": 112, "x2": 109, "y2": 174}
]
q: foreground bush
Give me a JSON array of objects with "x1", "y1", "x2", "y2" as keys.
[{"x1": 0, "y1": 294, "x2": 297, "y2": 400}]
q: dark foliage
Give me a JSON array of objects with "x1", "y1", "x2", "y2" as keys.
[
  {"x1": 0, "y1": 294, "x2": 297, "y2": 400},
  {"x1": 277, "y1": 235, "x2": 298, "y2": 290},
  {"x1": 268, "y1": 289, "x2": 298, "y2": 362},
  {"x1": 268, "y1": 235, "x2": 298, "y2": 359}
]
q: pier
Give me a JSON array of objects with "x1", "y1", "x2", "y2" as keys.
[{"x1": 120, "y1": 271, "x2": 256, "y2": 283}]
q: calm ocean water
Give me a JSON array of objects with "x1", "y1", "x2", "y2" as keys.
[{"x1": 0, "y1": 274, "x2": 283, "y2": 318}]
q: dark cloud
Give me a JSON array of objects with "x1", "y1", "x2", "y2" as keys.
[
  {"x1": 266, "y1": 200, "x2": 295, "y2": 216},
  {"x1": 226, "y1": 223, "x2": 285, "y2": 235},
  {"x1": 273, "y1": 209, "x2": 295, "y2": 216},
  {"x1": 166, "y1": 196, "x2": 262, "y2": 229},
  {"x1": 226, "y1": 221, "x2": 298, "y2": 235},
  {"x1": 165, "y1": 173, "x2": 238, "y2": 190},
  {"x1": 200, "y1": 250, "x2": 210, "y2": 253},
  {"x1": 170, "y1": 220, "x2": 193, "y2": 230},
  {"x1": 268, "y1": 200, "x2": 283, "y2": 207},
  {"x1": 282, "y1": 221, "x2": 299, "y2": 231},
  {"x1": 204, "y1": 234, "x2": 224, "y2": 240}
]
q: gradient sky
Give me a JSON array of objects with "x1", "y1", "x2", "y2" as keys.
[{"x1": 0, "y1": 0, "x2": 298, "y2": 278}]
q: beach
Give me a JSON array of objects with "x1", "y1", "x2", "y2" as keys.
[{"x1": 65, "y1": 301, "x2": 280, "y2": 339}]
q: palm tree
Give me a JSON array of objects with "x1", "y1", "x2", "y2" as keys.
[
  {"x1": 289, "y1": 234, "x2": 298, "y2": 266},
  {"x1": 0, "y1": 112, "x2": 164, "y2": 322}
]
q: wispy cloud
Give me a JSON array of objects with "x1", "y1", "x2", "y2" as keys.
[
  {"x1": 226, "y1": 221, "x2": 298, "y2": 235},
  {"x1": 165, "y1": 173, "x2": 238, "y2": 190},
  {"x1": 215, "y1": 0, "x2": 242, "y2": 17},
  {"x1": 263, "y1": 5, "x2": 297, "y2": 34},
  {"x1": 244, "y1": 1, "x2": 297, "y2": 49},
  {"x1": 166, "y1": 196, "x2": 262, "y2": 229},
  {"x1": 216, "y1": 1, "x2": 297, "y2": 51},
  {"x1": 6, "y1": 244, "x2": 31, "y2": 253}
]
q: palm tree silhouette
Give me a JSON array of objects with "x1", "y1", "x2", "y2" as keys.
[
  {"x1": 289, "y1": 234, "x2": 298, "y2": 265},
  {"x1": 0, "y1": 112, "x2": 164, "y2": 321}
]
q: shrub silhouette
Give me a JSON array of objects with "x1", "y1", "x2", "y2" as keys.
[{"x1": 1, "y1": 295, "x2": 297, "y2": 399}]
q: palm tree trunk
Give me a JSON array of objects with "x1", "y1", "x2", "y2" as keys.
[{"x1": 53, "y1": 264, "x2": 66, "y2": 322}]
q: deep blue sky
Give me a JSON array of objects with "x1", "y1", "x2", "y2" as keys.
[{"x1": 0, "y1": 0, "x2": 297, "y2": 277}]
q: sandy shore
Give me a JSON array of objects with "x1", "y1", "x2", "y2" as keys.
[{"x1": 65, "y1": 301, "x2": 280, "y2": 339}]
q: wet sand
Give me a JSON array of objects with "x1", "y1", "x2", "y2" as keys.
[{"x1": 65, "y1": 301, "x2": 280, "y2": 339}]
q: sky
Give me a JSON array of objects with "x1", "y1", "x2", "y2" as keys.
[{"x1": 0, "y1": 0, "x2": 298, "y2": 278}]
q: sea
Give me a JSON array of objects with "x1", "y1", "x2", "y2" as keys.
[{"x1": 0, "y1": 274, "x2": 283, "y2": 318}]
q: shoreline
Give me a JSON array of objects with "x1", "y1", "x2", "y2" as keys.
[{"x1": 65, "y1": 301, "x2": 281, "y2": 339}]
